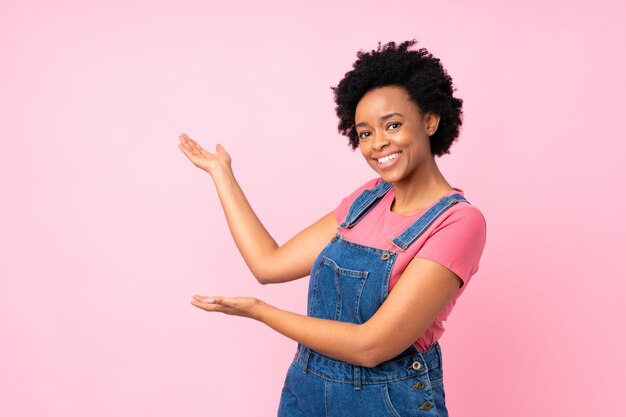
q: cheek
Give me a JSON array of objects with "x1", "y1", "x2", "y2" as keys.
[{"x1": 359, "y1": 145, "x2": 373, "y2": 163}]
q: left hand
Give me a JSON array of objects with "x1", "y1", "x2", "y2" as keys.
[{"x1": 190, "y1": 295, "x2": 264, "y2": 320}]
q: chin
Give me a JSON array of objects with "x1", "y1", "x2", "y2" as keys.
[{"x1": 378, "y1": 172, "x2": 403, "y2": 184}]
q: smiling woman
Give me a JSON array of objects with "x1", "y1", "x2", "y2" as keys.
[{"x1": 178, "y1": 39, "x2": 486, "y2": 417}]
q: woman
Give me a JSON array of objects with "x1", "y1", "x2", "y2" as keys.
[{"x1": 178, "y1": 39, "x2": 486, "y2": 417}]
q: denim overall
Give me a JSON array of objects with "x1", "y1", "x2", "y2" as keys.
[{"x1": 278, "y1": 180, "x2": 470, "y2": 417}]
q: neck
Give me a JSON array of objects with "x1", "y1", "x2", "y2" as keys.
[{"x1": 390, "y1": 158, "x2": 453, "y2": 215}]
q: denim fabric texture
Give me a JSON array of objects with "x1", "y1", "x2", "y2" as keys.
[{"x1": 277, "y1": 180, "x2": 469, "y2": 417}]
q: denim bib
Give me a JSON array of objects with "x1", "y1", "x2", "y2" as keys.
[{"x1": 308, "y1": 180, "x2": 468, "y2": 326}]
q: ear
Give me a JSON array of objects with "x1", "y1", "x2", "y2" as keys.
[{"x1": 423, "y1": 112, "x2": 441, "y2": 135}]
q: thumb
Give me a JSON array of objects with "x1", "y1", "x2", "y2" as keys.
[{"x1": 214, "y1": 296, "x2": 235, "y2": 307}]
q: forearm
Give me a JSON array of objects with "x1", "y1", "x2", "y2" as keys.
[
  {"x1": 210, "y1": 168, "x2": 278, "y2": 280},
  {"x1": 179, "y1": 135, "x2": 304, "y2": 283},
  {"x1": 253, "y1": 301, "x2": 373, "y2": 367}
]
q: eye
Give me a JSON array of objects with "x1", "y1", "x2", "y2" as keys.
[
  {"x1": 358, "y1": 131, "x2": 371, "y2": 141},
  {"x1": 387, "y1": 122, "x2": 401, "y2": 130}
]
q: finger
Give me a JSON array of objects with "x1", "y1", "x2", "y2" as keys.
[
  {"x1": 178, "y1": 142, "x2": 190, "y2": 154},
  {"x1": 178, "y1": 135, "x2": 196, "y2": 154},
  {"x1": 213, "y1": 296, "x2": 239, "y2": 308},
  {"x1": 187, "y1": 137, "x2": 204, "y2": 153},
  {"x1": 216, "y1": 143, "x2": 231, "y2": 157},
  {"x1": 179, "y1": 133, "x2": 193, "y2": 148},
  {"x1": 193, "y1": 295, "x2": 216, "y2": 303},
  {"x1": 190, "y1": 300, "x2": 222, "y2": 311},
  {"x1": 179, "y1": 134, "x2": 202, "y2": 154},
  {"x1": 190, "y1": 300, "x2": 233, "y2": 315},
  {"x1": 198, "y1": 295, "x2": 232, "y2": 307},
  {"x1": 212, "y1": 296, "x2": 231, "y2": 305}
]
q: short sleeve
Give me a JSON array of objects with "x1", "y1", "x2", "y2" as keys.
[
  {"x1": 414, "y1": 206, "x2": 487, "y2": 287},
  {"x1": 334, "y1": 177, "x2": 382, "y2": 224}
]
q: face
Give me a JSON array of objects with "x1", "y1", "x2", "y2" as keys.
[{"x1": 354, "y1": 85, "x2": 440, "y2": 185}]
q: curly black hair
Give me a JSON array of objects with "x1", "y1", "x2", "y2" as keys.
[{"x1": 331, "y1": 39, "x2": 463, "y2": 157}]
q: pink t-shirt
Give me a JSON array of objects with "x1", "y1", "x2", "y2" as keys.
[{"x1": 334, "y1": 177, "x2": 487, "y2": 352}]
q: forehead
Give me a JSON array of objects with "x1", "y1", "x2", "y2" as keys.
[{"x1": 355, "y1": 85, "x2": 419, "y2": 118}]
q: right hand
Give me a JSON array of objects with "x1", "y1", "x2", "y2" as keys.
[{"x1": 178, "y1": 133, "x2": 232, "y2": 176}]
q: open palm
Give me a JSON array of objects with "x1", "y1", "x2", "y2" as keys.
[{"x1": 178, "y1": 133, "x2": 231, "y2": 175}]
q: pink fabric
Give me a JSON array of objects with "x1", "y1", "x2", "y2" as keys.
[{"x1": 333, "y1": 177, "x2": 487, "y2": 351}]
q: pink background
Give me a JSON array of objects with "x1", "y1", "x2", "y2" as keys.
[{"x1": 1, "y1": 1, "x2": 624, "y2": 416}]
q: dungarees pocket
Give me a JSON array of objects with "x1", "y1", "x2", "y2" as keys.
[{"x1": 308, "y1": 256, "x2": 369, "y2": 323}]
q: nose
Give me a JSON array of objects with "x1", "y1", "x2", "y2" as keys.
[{"x1": 372, "y1": 131, "x2": 390, "y2": 151}]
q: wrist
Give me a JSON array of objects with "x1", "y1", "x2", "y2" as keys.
[
  {"x1": 251, "y1": 299, "x2": 270, "y2": 322},
  {"x1": 209, "y1": 163, "x2": 234, "y2": 181}
]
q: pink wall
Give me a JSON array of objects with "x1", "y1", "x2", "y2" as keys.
[{"x1": 1, "y1": 1, "x2": 624, "y2": 416}]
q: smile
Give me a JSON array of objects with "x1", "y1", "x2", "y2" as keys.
[{"x1": 375, "y1": 152, "x2": 401, "y2": 164}]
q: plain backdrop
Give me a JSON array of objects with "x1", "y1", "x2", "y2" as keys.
[{"x1": 1, "y1": 1, "x2": 624, "y2": 416}]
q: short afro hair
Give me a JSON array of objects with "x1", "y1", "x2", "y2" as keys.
[{"x1": 331, "y1": 39, "x2": 463, "y2": 157}]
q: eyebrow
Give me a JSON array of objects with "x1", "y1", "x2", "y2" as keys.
[{"x1": 356, "y1": 112, "x2": 403, "y2": 128}]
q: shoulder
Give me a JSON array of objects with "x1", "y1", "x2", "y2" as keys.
[
  {"x1": 428, "y1": 201, "x2": 487, "y2": 247},
  {"x1": 415, "y1": 202, "x2": 487, "y2": 286},
  {"x1": 440, "y1": 202, "x2": 486, "y2": 233}
]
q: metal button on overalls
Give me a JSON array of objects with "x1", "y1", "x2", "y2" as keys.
[
  {"x1": 413, "y1": 381, "x2": 427, "y2": 390},
  {"x1": 419, "y1": 401, "x2": 434, "y2": 410}
]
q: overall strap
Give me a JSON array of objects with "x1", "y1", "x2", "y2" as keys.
[
  {"x1": 340, "y1": 180, "x2": 393, "y2": 229},
  {"x1": 391, "y1": 193, "x2": 470, "y2": 250}
]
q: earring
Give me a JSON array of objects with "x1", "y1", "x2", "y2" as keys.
[{"x1": 428, "y1": 131, "x2": 434, "y2": 136}]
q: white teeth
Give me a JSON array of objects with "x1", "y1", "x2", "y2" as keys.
[{"x1": 377, "y1": 152, "x2": 400, "y2": 163}]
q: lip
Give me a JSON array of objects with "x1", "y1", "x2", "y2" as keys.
[
  {"x1": 372, "y1": 151, "x2": 402, "y2": 169},
  {"x1": 372, "y1": 151, "x2": 401, "y2": 160}
]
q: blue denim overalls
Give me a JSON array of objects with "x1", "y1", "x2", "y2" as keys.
[{"x1": 278, "y1": 180, "x2": 469, "y2": 417}]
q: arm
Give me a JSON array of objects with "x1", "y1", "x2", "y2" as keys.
[
  {"x1": 178, "y1": 133, "x2": 338, "y2": 284},
  {"x1": 191, "y1": 257, "x2": 462, "y2": 367}
]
